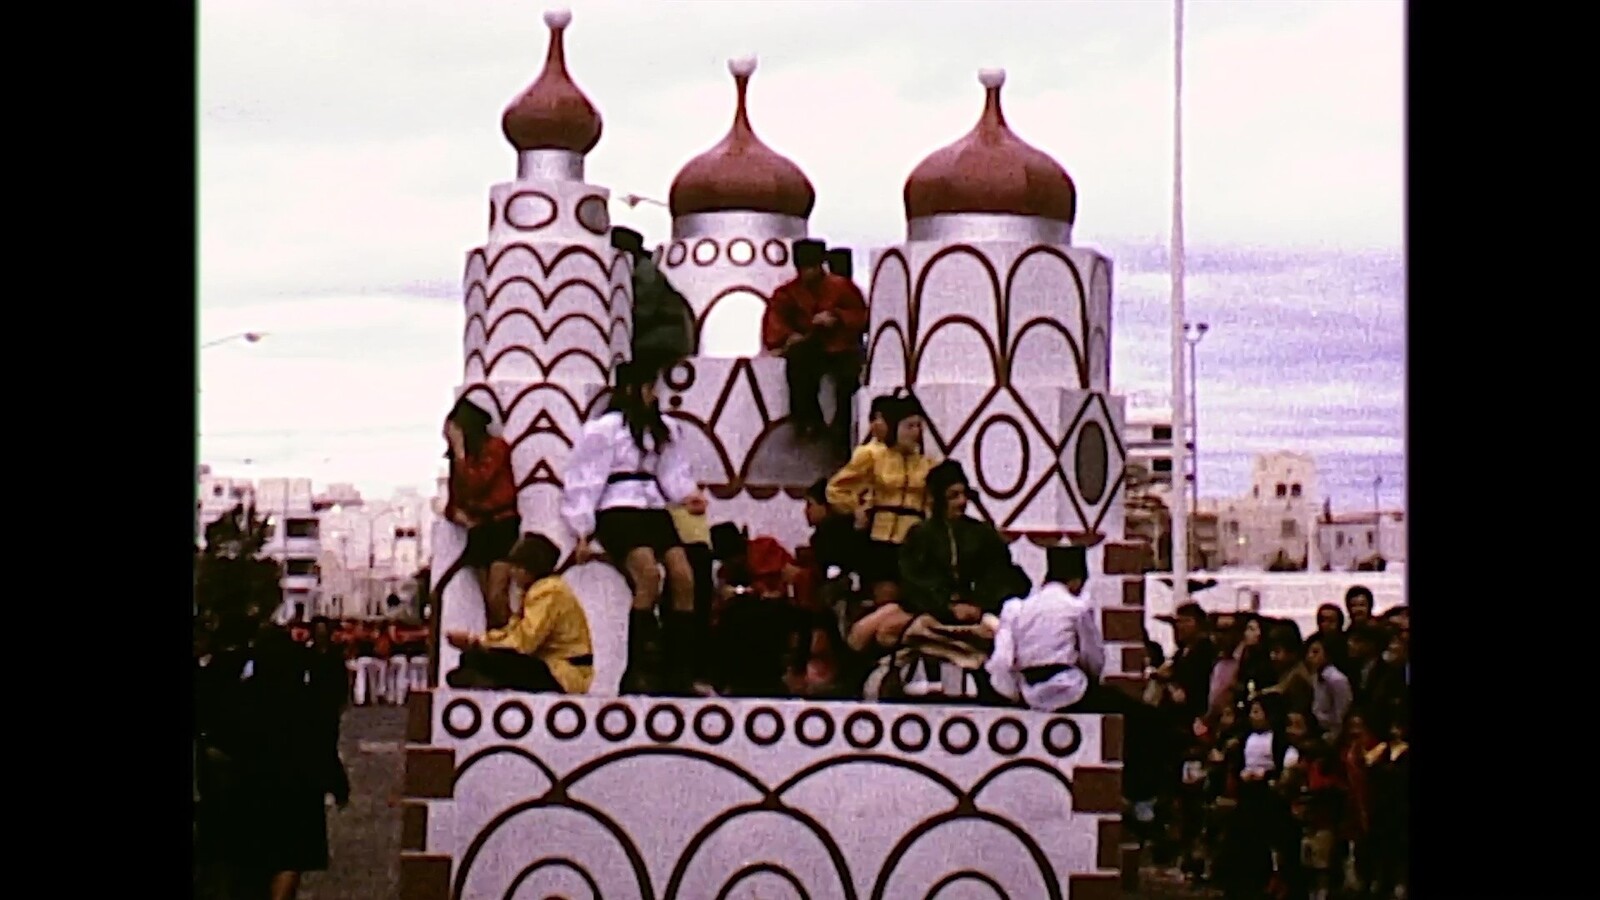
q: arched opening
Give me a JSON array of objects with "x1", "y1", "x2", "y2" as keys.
[{"x1": 698, "y1": 290, "x2": 768, "y2": 358}]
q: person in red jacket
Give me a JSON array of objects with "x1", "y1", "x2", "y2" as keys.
[
  {"x1": 761, "y1": 240, "x2": 869, "y2": 451},
  {"x1": 443, "y1": 398, "x2": 522, "y2": 629}
]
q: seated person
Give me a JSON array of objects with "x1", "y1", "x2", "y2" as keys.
[
  {"x1": 898, "y1": 460, "x2": 1032, "y2": 626},
  {"x1": 985, "y1": 544, "x2": 1108, "y2": 711},
  {"x1": 706, "y1": 527, "x2": 788, "y2": 697},
  {"x1": 442, "y1": 398, "x2": 521, "y2": 629},
  {"x1": 986, "y1": 545, "x2": 1162, "y2": 807},
  {"x1": 801, "y1": 476, "x2": 863, "y2": 581},
  {"x1": 444, "y1": 534, "x2": 594, "y2": 694},
  {"x1": 762, "y1": 239, "x2": 869, "y2": 447},
  {"x1": 561, "y1": 357, "x2": 708, "y2": 696}
]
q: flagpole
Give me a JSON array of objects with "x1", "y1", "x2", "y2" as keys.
[{"x1": 1169, "y1": 0, "x2": 1190, "y2": 608}]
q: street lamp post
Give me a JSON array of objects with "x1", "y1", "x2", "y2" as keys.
[
  {"x1": 201, "y1": 331, "x2": 267, "y2": 350},
  {"x1": 1183, "y1": 322, "x2": 1209, "y2": 516},
  {"x1": 1372, "y1": 475, "x2": 1383, "y2": 560},
  {"x1": 1168, "y1": 0, "x2": 1190, "y2": 596}
]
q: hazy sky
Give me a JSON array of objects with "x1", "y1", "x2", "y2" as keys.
[{"x1": 198, "y1": 0, "x2": 1405, "y2": 512}]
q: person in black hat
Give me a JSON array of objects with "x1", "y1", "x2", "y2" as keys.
[
  {"x1": 830, "y1": 392, "x2": 936, "y2": 651},
  {"x1": 613, "y1": 227, "x2": 694, "y2": 365},
  {"x1": 861, "y1": 391, "x2": 901, "y2": 448},
  {"x1": 761, "y1": 239, "x2": 869, "y2": 450},
  {"x1": 560, "y1": 357, "x2": 708, "y2": 696},
  {"x1": 826, "y1": 247, "x2": 853, "y2": 281},
  {"x1": 898, "y1": 460, "x2": 1029, "y2": 626},
  {"x1": 983, "y1": 544, "x2": 1164, "y2": 810}
]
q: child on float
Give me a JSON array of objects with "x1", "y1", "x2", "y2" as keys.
[
  {"x1": 442, "y1": 398, "x2": 521, "y2": 629},
  {"x1": 826, "y1": 392, "x2": 935, "y2": 652},
  {"x1": 560, "y1": 357, "x2": 708, "y2": 695},
  {"x1": 445, "y1": 534, "x2": 594, "y2": 694}
]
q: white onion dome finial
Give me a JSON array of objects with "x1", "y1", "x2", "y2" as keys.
[
  {"x1": 903, "y1": 67, "x2": 1076, "y2": 223},
  {"x1": 668, "y1": 54, "x2": 816, "y2": 219},
  {"x1": 501, "y1": 8, "x2": 603, "y2": 154}
]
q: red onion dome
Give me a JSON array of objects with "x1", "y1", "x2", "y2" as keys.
[
  {"x1": 500, "y1": 9, "x2": 603, "y2": 155},
  {"x1": 669, "y1": 56, "x2": 816, "y2": 220},
  {"x1": 903, "y1": 68, "x2": 1076, "y2": 223}
]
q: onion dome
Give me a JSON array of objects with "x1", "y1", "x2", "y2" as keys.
[
  {"x1": 669, "y1": 56, "x2": 816, "y2": 219},
  {"x1": 500, "y1": 9, "x2": 603, "y2": 155},
  {"x1": 903, "y1": 68, "x2": 1076, "y2": 223}
]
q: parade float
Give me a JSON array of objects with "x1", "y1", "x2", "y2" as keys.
[{"x1": 409, "y1": 10, "x2": 1154, "y2": 899}]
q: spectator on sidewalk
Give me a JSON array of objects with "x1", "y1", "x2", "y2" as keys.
[
  {"x1": 1305, "y1": 633, "x2": 1353, "y2": 743},
  {"x1": 1207, "y1": 612, "x2": 1243, "y2": 713},
  {"x1": 1346, "y1": 624, "x2": 1404, "y2": 714},
  {"x1": 1262, "y1": 623, "x2": 1315, "y2": 714},
  {"x1": 1314, "y1": 602, "x2": 1350, "y2": 675},
  {"x1": 1343, "y1": 585, "x2": 1376, "y2": 632}
]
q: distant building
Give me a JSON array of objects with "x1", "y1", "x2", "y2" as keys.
[
  {"x1": 1119, "y1": 398, "x2": 1220, "y2": 570},
  {"x1": 197, "y1": 469, "x2": 438, "y2": 621},
  {"x1": 1207, "y1": 451, "x2": 1321, "y2": 570},
  {"x1": 197, "y1": 469, "x2": 322, "y2": 621},
  {"x1": 1123, "y1": 401, "x2": 1187, "y2": 500},
  {"x1": 317, "y1": 487, "x2": 435, "y2": 620},
  {"x1": 1315, "y1": 509, "x2": 1406, "y2": 571}
]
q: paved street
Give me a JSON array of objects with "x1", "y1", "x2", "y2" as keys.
[
  {"x1": 298, "y1": 705, "x2": 1205, "y2": 899},
  {"x1": 299, "y1": 706, "x2": 407, "y2": 900}
]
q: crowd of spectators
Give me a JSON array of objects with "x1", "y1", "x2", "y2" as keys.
[{"x1": 1145, "y1": 586, "x2": 1411, "y2": 900}]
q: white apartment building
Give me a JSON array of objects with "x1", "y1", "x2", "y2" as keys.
[
  {"x1": 196, "y1": 468, "x2": 322, "y2": 620},
  {"x1": 1123, "y1": 404, "x2": 1190, "y2": 499},
  {"x1": 316, "y1": 487, "x2": 436, "y2": 620},
  {"x1": 1207, "y1": 451, "x2": 1322, "y2": 570}
]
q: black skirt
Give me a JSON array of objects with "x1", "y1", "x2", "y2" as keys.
[
  {"x1": 857, "y1": 539, "x2": 905, "y2": 586},
  {"x1": 594, "y1": 507, "x2": 681, "y2": 560},
  {"x1": 462, "y1": 514, "x2": 521, "y2": 569}
]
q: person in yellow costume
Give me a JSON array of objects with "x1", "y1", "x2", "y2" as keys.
[
  {"x1": 825, "y1": 392, "x2": 936, "y2": 652},
  {"x1": 445, "y1": 534, "x2": 594, "y2": 694}
]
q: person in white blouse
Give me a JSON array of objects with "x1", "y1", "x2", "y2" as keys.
[
  {"x1": 1223, "y1": 691, "x2": 1299, "y2": 897},
  {"x1": 561, "y1": 358, "x2": 709, "y2": 695},
  {"x1": 984, "y1": 545, "x2": 1164, "y2": 813}
]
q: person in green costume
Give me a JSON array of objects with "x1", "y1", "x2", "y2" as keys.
[{"x1": 612, "y1": 227, "x2": 694, "y2": 364}]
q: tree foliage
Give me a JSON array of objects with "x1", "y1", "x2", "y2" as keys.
[{"x1": 195, "y1": 503, "x2": 283, "y2": 621}]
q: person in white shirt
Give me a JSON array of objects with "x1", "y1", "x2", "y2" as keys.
[
  {"x1": 984, "y1": 545, "x2": 1162, "y2": 809},
  {"x1": 561, "y1": 358, "x2": 709, "y2": 695},
  {"x1": 1223, "y1": 691, "x2": 1298, "y2": 898},
  {"x1": 985, "y1": 545, "x2": 1105, "y2": 711},
  {"x1": 1304, "y1": 633, "x2": 1353, "y2": 742}
]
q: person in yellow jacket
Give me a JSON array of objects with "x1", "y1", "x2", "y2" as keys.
[
  {"x1": 445, "y1": 534, "x2": 595, "y2": 694},
  {"x1": 825, "y1": 393, "x2": 935, "y2": 651}
]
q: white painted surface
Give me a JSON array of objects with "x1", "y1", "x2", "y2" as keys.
[{"x1": 421, "y1": 693, "x2": 1119, "y2": 899}]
